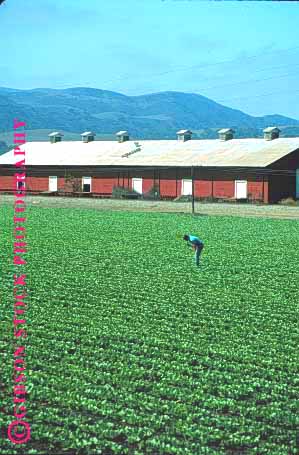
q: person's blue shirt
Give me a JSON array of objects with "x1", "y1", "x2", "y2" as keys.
[{"x1": 189, "y1": 235, "x2": 203, "y2": 246}]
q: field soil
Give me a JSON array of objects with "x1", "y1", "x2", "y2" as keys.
[{"x1": 1, "y1": 194, "x2": 299, "y2": 219}]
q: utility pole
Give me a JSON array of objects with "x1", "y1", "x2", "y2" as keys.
[{"x1": 191, "y1": 165, "x2": 195, "y2": 215}]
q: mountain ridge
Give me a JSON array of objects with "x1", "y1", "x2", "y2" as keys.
[{"x1": 0, "y1": 87, "x2": 298, "y2": 140}]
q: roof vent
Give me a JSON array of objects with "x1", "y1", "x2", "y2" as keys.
[
  {"x1": 263, "y1": 127, "x2": 280, "y2": 141},
  {"x1": 49, "y1": 131, "x2": 63, "y2": 143},
  {"x1": 116, "y1": 131, "x2": 129, "y2": 143},
  {"x1": 218, "y1": 128, "x2": 235, "y2": 141},
  {"x1": 177, "y1": 129, "x2": 192, "y2": 142},
  {"x1": 81, "y1": 131, "x2": 96, "y2": 143}
]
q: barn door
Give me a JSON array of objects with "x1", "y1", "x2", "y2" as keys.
[
  {"x1": 235, "y1": 180, "x2": 247, "y2": 199},
  {"x1": 49, "y1": 176, "x2": 57, "y2": 192},
  {"x1": 182, "y1": 179, "x2": 192, "y2": 195},
  {"x1": 296, "y1": 169, "x2": 299, "y2": 199},
  {"x1": 132, "y1": 178, "x2": 143, "y2": 194}
]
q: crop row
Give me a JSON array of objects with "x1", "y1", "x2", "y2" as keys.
[{"x1": 0, "y1": 206, "x2": 298, "y2": 454}]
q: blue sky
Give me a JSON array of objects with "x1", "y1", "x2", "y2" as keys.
[{"x1": 0, "y1": 0, "x2": 298, "y2": 118}]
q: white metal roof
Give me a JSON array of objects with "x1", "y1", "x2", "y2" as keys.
[
  {"x1": 48, "y1": 131, "x2": 63, "y2": 137},
  {"x1": 177, "y1": 129, "x2": 192, "y2": 135},
  {"x1": 0, "y1": 137, "x2": 299, "y2": 167},
  {"x1": 263, "y1": 127, "x2": 280, "y2": 133},
  {"x1": 218, "y1": 128, "x2": 235, "y2": 134},
  {"x1": 81, "y1": 131, "x2": 96, "y2": 136},
  {"x1": 116, "y1": 131, "x2": 129, "y2": 136}
]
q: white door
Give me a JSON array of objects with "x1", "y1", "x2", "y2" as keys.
[
  {"x1": 82, "y1": 176, "x2": 91, "y2": 192},
  {"x1": 132, "y1": 178, "x2": 143, "y2": 194},
  {"x1": 296, "y1": 169, "x2": 299, "y2": 199},
  {"x1": 49, "y1": 176, "x2": 57, "y2": 192},
  {"x1": 182, "y1": 179, "x2": 192, "y2": 196},
  {"x1": 235, "y1": 180, "x2": 247, "y2": 199}
]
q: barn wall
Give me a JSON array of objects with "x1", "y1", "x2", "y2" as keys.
[
  {"x1": 0, "y1": 172, "x2": 265, "y2": 201},
  {"x1": 212, "y1": 180, "x2": 235, "y2": 198},
  {"x1": 127, "y1": 170, "x2": 155, "y2": 194},
  {"x1": 92, "y1": 177, "x2": 119, "y2": 194},
  {"x1": 0, "y1": 166, "x2": 284, "y2": 204},
  {"x1": 192, "y1": 173, "x2": 268, "y2": 202},
  {"x1": 58, "y1": 177, "x2": 65, "y2": 191},
  {"x1": 263, "y1": 180, "x2": 269, "y2": 204},
  {"x1": 117, "y1": 174, "x2": 129, "y2": 189},
  {"x1": 247, "y1": 176, "x2": 267, "y2": 202},
  {"x1": 248, "y1": 181, "x2": 263, "y2": 200},
  {"x1": 142, "y1": 178, "x2": 154, "y2": 193},
  {"x1": 176, "y1": 179, "x2": 182, "y2": 197},
  {"x1": 159, "y1": 179, "x2": 177, "y2": 198},
  {"x1": 194, "y1": 180, "x2": 213, "y2": 198},
  {"x1": 0, "y1": 175, "x2": 50, "y2": 193},
  {"x1": 27, "y1": 177, "x2": 48, "y2": 192},
  {"x1": 158, "y1": 170, "x2": 177, "y2": 198},
  {"x1": 197, "y1": 172, "x2": 266, "y2": 202},
  {"x1": 58, "y1": 177, "x2": 81, "y2": 193},
  {"x1": 0, "y1": 175, "x2": 14, "y2": 190}
]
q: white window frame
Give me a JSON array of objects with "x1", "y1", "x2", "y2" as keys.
[
  {"x1": 132, "y1": 177, "x2": 143, "y2": 194},
  {"x1": 17, "y1": 180, "x2": 25, "y2": 190},
  {"x1": 82, "y1": 176, "x2": 92, "y2": 193},
  {"x1": 49, "y1": 176, "x2": 58, "y2": 192},
  {"x1": 182, "y1": 179, "x2": 193, "y2": 196},
  {"x1": 235, "y1": 180, "x2": 247, "y2": 199}
]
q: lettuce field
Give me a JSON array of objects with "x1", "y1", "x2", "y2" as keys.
[{"x1": 0, "y1": 205, "x2": 299, "y2": 454}]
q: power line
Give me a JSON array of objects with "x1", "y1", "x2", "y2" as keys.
[
  {"x1": 205, "y1": 60, "x2": 299, "y2": 79},
  {"x1": 189, "y1": 68, "x2": 299, "y2": 93},
  {"x1": 171, "y1": 61, "x2": 299, "y2": 93},
  {"x1": 125, "y1": 63, "x2": 299, "y2": 101},
  {"x1": 56, "y1": 59, "x2": 299, "y2": 92},
  {"x1": 97, "y1": 45, "x2": 299, "y2": 108},
  {"x1": 101, "y1": 45, "x2": 299, "y2": 87},
  {"x1": 218, "y1": 87, "x2": 299, "y2": 104}
]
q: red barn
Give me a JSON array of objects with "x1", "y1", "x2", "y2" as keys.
[{"x1": 1, "y1": 128, "x2": 299, "y2": 203}]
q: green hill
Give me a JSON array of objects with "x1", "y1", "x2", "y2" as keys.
[{"x1": 0, "y1": 87, "x2": 298, "y2": 140}]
